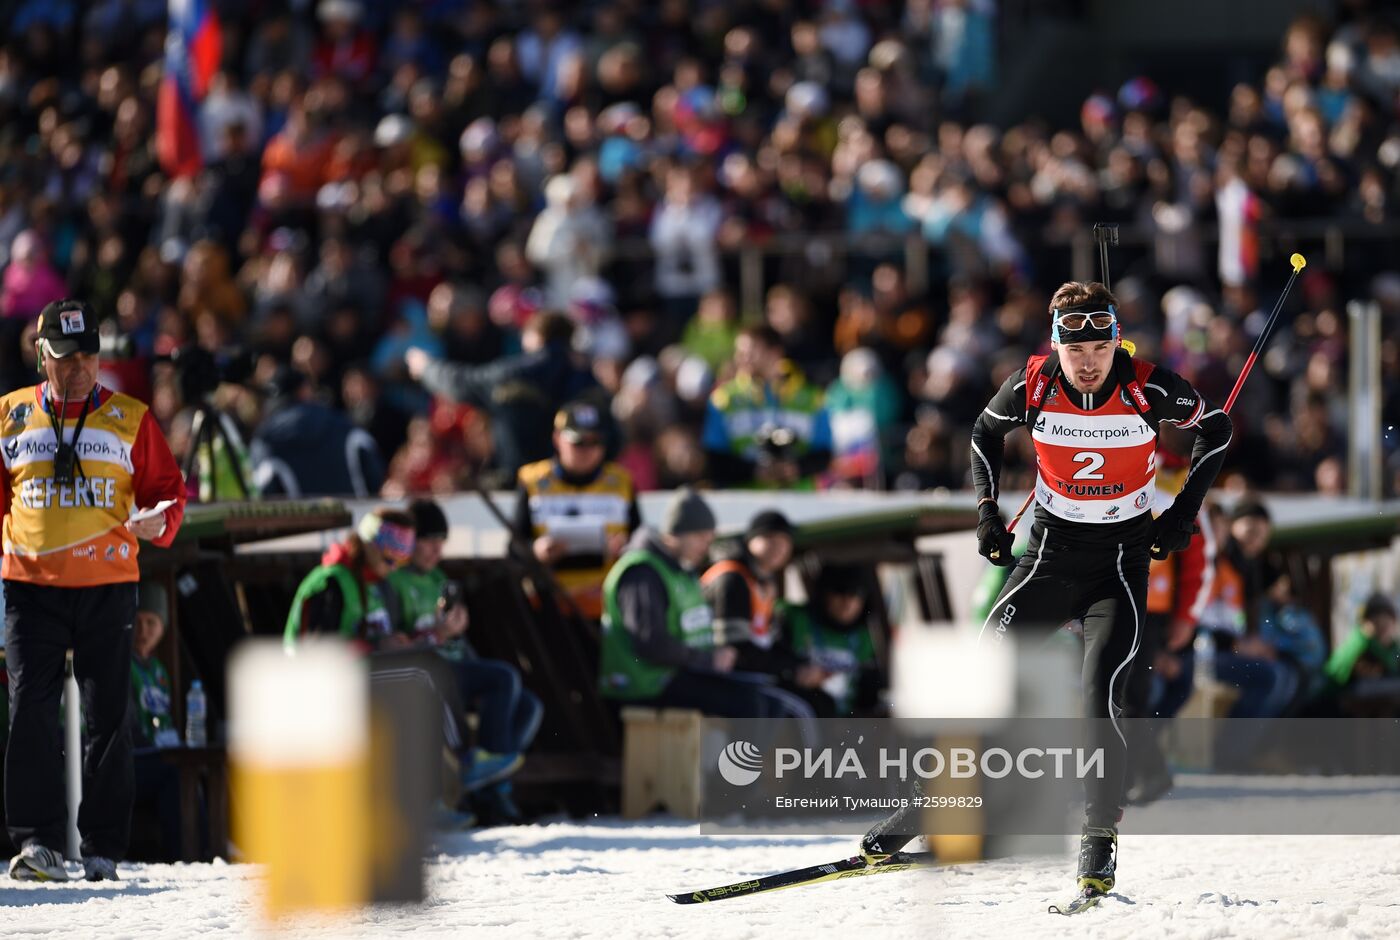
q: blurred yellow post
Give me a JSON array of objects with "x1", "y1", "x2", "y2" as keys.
[{"x1": 229, "y1": 640, "x2": 370, "y2": 919}]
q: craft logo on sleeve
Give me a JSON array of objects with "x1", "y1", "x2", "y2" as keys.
[{"x1": 59, "y1": 309, "x2": 86, "y2": 334}]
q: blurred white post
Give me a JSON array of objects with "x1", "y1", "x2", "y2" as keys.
[
  {"x1": 63, "y1": 652, "x2": 81, "y2": 860},
  {"x1": 1347, "y1": 300, "x2": 1382, "y2": 501}
]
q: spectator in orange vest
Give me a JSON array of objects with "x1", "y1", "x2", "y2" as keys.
[{"x1": 701, "y1": 511, "x2": 801, "y2": 674}]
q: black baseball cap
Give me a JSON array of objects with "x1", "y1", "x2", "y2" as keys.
[
  {"x1": 555, "y1": 401, "x2": 605, "y2": 444},
  {"x1": 37, "y1": 299, "x2": 101, "y2": 357}
]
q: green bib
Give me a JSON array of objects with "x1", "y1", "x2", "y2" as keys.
[
  {"x1": 384, "y1": 565, "x2": 447, "y2": 635},
  {"x1": 780, "y1": 600, "x2": 876, "y2": 714},
  {"x1": 600, "y1": 548, "x2": 713, "y2": 699},
  {"x1": 130, "y1": 654, "x2": 178, "y2": 747}
]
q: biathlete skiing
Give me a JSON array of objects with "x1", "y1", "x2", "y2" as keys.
[
  {"x1": 861, "y1": 279, "x2": 1232, "y2": 909},
  {"x1": 670, "y1": 253, "x2": 1306, "y2": 912}
]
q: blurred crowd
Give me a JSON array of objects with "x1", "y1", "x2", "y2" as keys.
[{"x1": 0, "y1": 0, "x2": 1398, "y2": 499}]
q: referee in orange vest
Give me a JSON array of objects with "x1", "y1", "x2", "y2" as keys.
[{"x1": 2, "y1": 300, "x2": 186, "y2": 882}]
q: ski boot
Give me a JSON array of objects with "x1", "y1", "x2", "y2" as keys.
[{"x1": 1076, "y1": 824, "x2": 1117, "y2": 895}]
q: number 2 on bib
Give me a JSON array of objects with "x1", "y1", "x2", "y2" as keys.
[{"x1": 1071, "y1": 451, "x2": 1105, "y2": 480}]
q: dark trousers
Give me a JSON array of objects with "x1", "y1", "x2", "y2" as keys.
[
  {"x1": 4, "y1": 579, "x2": 137, "y2": 859},
  {"x1": 449, "y1": 657, "x2": 543, "y2": 755},
  {"x1": 641, "y1": 670, "x2": 807, "y2": 721},
  {"x1": 132, "y1": 751, "x2": 185, "y2": 863},
  {"x1": 977, "y1": 525, "x2": 1148, "y2": 828}
]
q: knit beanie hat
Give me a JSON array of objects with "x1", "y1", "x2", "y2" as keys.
[{"x1": 661, "y1": 487, "x2": 716, "y2": 536}]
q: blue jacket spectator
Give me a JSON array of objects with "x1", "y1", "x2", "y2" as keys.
[{"x1": 251, "y1": 369, "x2": 385, "y2": 497}]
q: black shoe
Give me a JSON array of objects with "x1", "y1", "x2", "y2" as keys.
[{"x1": 1076, "y1": 825, "x2": 1117, "y2": 894}]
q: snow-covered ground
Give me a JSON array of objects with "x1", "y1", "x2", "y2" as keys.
[{"x1": 4, "y1": 808, "x2": 1399, "y2": 938}]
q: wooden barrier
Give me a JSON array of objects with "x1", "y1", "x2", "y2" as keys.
[{"x1": 620, "y1": 708, "x2": 707, "y2": 819}]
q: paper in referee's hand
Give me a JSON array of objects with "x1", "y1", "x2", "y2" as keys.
[{"x1": 128, "y1": 499, "x2": 178, "y2": 523}]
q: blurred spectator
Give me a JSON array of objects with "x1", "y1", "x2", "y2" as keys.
[
  {"x1": 1258, "y1": 570, "x2": 1328, "y2": 703},
  {"x1": 513, "y1": 402, "x2": 640, "y2": 620},
  {"x1": 702, "y1": 325, "x2": 832, "y2": 489},
  {"x1": 774, "y1": 565, "x2": 882, "y2": 717},
  {"x1": 178, "y1": 241, "x2": 246, "y2": 327},
  {"x1": 702, "y1": 510, "x2": 796, "y2": 667},
  {"x1": 129, "y1": 581, "x2": 184, "y2": 862},
  {"x1": 314, "y1": 0, "x2": 378, "y2": 88},
  {"x1": 407, "y1": 311, "x2": 599, "y2": 482},
  {"x1": 599, "y1": 488, "x2": 817, "y2": 729},
  {"x1": 825, "y1": 348, "x2": 901, "y2": 488},
  {"x1": 1323, "y1": 593, "x2": 1400, "y2": 693},
  {"x1": 680, "y1": 288, "x2": 739, "y2": 373},
  {"x1": 2, "y1": 231, "x2": 67, "y2": 320},
  {"x1": 525, "y1": 173, "x2": 612, "y2": 307},
  {"x1": 199, "y1": 73, "x2": 263, "y2": 164},
  {"x1": 649, "y1": 164, "x2": 722, "y2": 334},
  {"x1": 250, "y1": 367, "x2": 385, "y2": 497},
  {"x1": 382, "y1": 500, "x2": 543, "y2": 824},
  {"x1": 1, "y1": 231, "x2": 67, "y2": 389},
  {"x1": 1200, "y1": 500, "x2": 1297, "y2": 770},
  {"x1": 846, "y1": 160, "x2": 913, "y2": 237}
]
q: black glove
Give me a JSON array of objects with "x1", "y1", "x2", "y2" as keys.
[
  {"x1": 1149, "y1": 504, "x2": 1199, "y2": 560},
  {"x1": 976, "y1": 501, "x2": 1015, "y2": 567}
]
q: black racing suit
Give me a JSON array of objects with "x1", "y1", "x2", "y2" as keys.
[{"x1": 970, "y1": 362, "x2": 1232, "y2": 827}]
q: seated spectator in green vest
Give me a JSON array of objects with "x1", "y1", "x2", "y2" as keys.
[
  {"x1": 773, "y1": 565, "x2": 882, "y2": 717},
  {"x1": 284, "y1": 507, "x2": 417, "y2": 648},
  {"x1": 284, "y1": 508, "x2": 519, "y2": 801},
  {"x1": 382, "y1": 499, "x2": 543, "y2": 824},
  {"x1": 702, "y1": 325, "x2": 832, "y2": 489},
  {"x1": 129, "y1": 581, "x2": 187, "y2": 861},
  {"x1": 1324, "y1": 593, "x2": 1400, "y2": 691},
  {"x1": 600, "y1": 488, "x2": 817, "y2": 725}
]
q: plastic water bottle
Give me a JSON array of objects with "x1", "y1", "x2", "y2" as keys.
[{"x1": 185, "y1": 680, "x2": 207, "y2": 748}]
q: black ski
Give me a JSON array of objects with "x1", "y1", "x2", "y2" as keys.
[{"x1": 667, "y1": 851, "x2": 936, "y2": 904}]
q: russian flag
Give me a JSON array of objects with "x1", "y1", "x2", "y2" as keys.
[{"x1": 157, "y1": 0, "x2": 222, "y2": 179}]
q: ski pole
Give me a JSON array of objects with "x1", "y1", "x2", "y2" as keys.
[
  {"x1": 996, "y1": 253, "x2": 1307, "y2": 546},
  {"x1": 1222, "y1": 252, "x2": 1306, "y2": 412}
]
